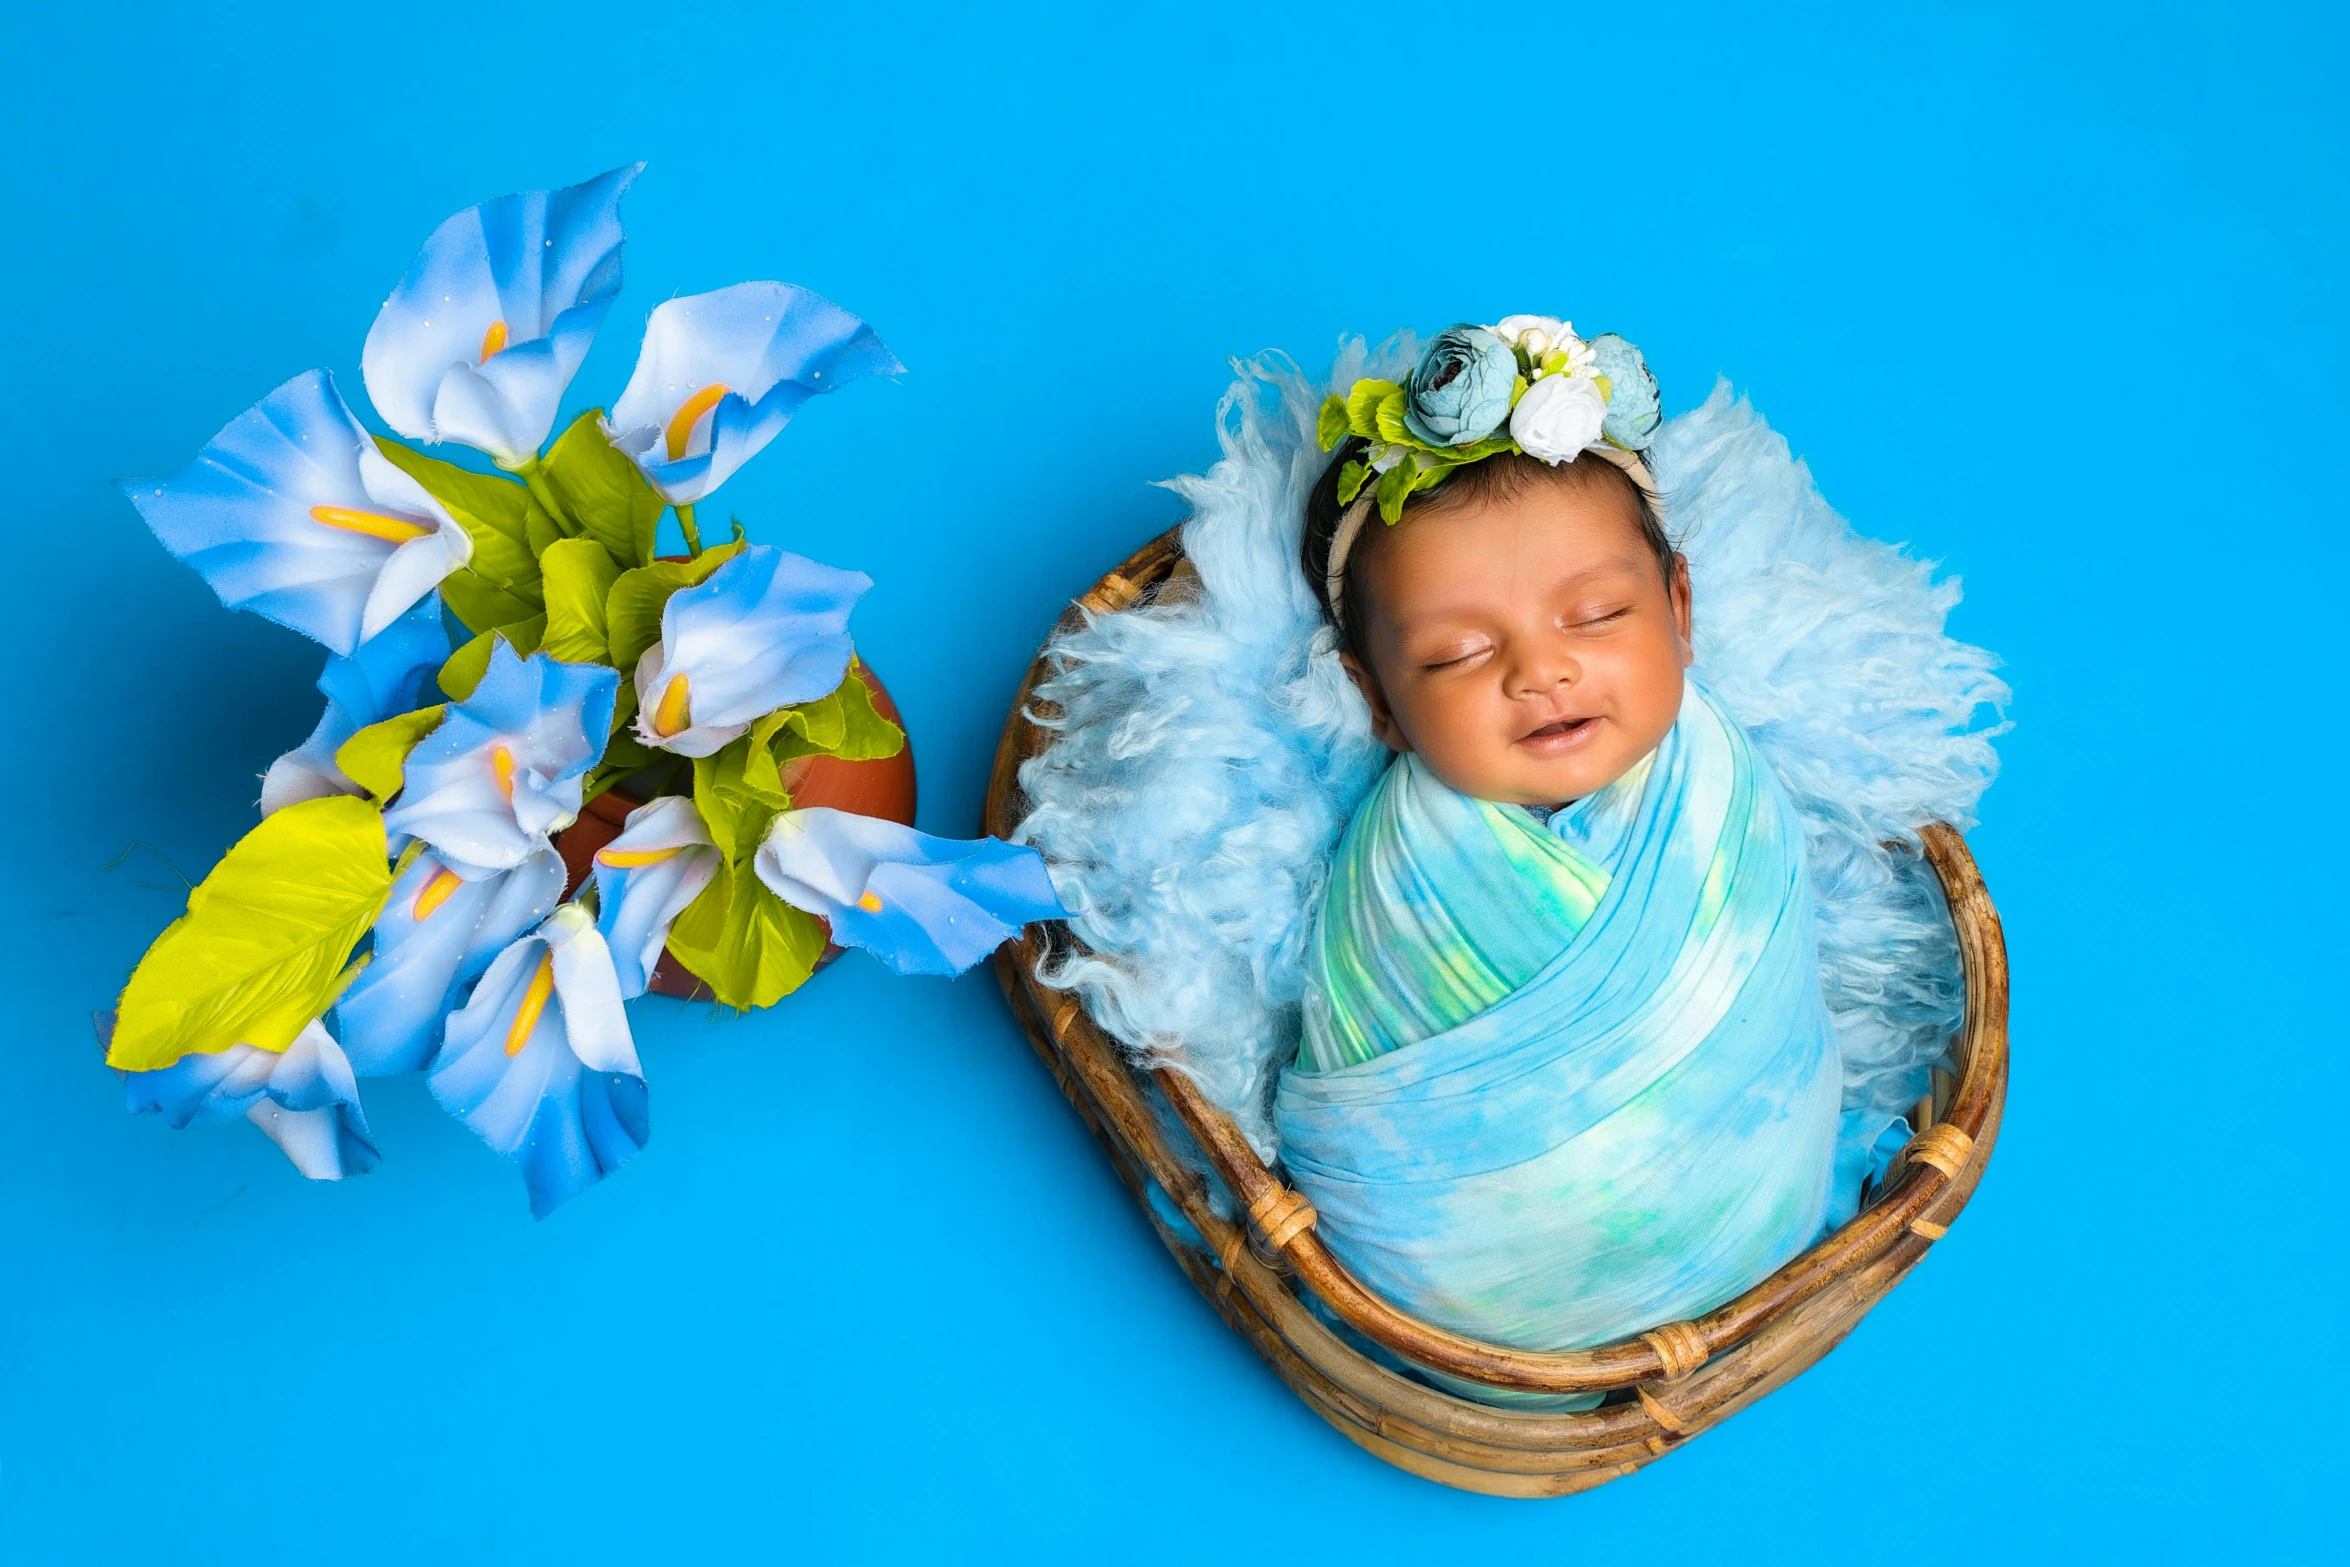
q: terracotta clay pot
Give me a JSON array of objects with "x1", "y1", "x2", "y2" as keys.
[{"x1": 553, "y1": 661, "x2": 918, "y2": 999}]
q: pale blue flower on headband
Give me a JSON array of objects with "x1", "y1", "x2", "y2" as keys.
[
  {"x1": 1589, "y1": 333, "x2": 1662, "y2": 451},
  {"x1": 382, "y1": 640, "x2": 617, "y2": 878},
  {"x1": 120, "y1": 370, "x2": 474, "y2": 655},
  {"x1": 590, "y1": 795, "x2": 721, "y2": 998},
  {"x1": 1403, "y1": 326, "x2": 1518, "y2": 448},
  {"x1": 604, "y1": 281, "x2": 903, "y2": 505},
  {"x1": 117, "y1": 1018, "x2": 380, "y2": 1181},
  {"x1": 362, "y1": 164, "x2": 641, "y2": 467},
  {"x1": 260, "y1": 595, "x2": 449, "y2": 815},
  {"x1": 754, "y1": 807, "x2": 1067, "y2": 977},
  {"x1": 633, "y1": 544, "x2": 868, "y2": 759},
  {"x1": 333, "y1": 846, "x2": 567, "y2": 1076},
  {"x1": 428, "y1": 904, "x2": 647, "y2": 1217}
]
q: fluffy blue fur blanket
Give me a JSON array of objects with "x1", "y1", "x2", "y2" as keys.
[{"x1": 1013, "y1": 336, "x2": 2007, "y2": 1159}]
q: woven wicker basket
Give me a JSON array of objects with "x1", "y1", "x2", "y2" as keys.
[{"x1": 982, "y1": 528, "x2": 2009, "y2": 1498}]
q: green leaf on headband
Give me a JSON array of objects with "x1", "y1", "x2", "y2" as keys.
[
  {"x1": 1509, "y1": 373, "x2": 1529, "y2": 408},
  {"x1": 664, "y1": 858, "x2": 827, "y2": 1011},
  {"x1": 1345, "y1": 379, "x2": 1400, "y2": 440},
  {"x1": 1375, "y1": 459, "x2": 1414, "y2": 523},
  {"x1": 1336, "y1": 460, "x2": 1370, "y2": 505},
  {"x1": 1373, "y1": 389, "x2": 1414, "y2": 448},
  {"x1": 538, "y1": 537, "x2": 623, "y2": 665},
  {"x1": 1317, "y1": 395, "x2": 1351, "y2": 451},
  {"x1": 106, "y1": 796, "x2": 392, "y2": 1072},
  {"x1": 1593, "y1": 372, "x2": 1614, "y2": 404},
  {"x1": 438, "y1": 620, "x2": 544, "y2": 702},
  {"x1": 334, "y1": 704, "x2": 446, "y2": 800},
  {"x1": 603, "y1": 541, "x2": 747, "y2": 676},
  {"x1": 541, "y1": 409, "x2": 665, "y2": 568}
]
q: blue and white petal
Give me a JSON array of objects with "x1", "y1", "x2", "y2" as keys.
[
  {"x1": 753, "y1": 808, "x2": 1068, "y2": 977},
  {"x1": 120, "y1": 370, "x2": 473, "y2": 655},
  {"x1": 382, "y1": 641, "x2": 618, "y2": 876},
  {"x1": 121, "y1": 1019, "x2": 380, "y2": 1180},
  {"x1": 334, "y1": 846, "x2": 566, "y2": 1076},
  {"x1": 428, "y1": 905, "x2": 648, "y2": 1217},
  {"x1": 261, "y1": 596, "x2": 450, "y2": 815},
  {"x1": 631, "y1": 545, "x2": 868, "y2": 758},
  {"x1": 362, "y1": 165, "x2": 641, "y2": 466},
  {"x1": 604, "y1": 281, "x2": 903, "y2": 505},
  {"x1": 590, "y1": 795, "x2": 720, "y2": 997}
]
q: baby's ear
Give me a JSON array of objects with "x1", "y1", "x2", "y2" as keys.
[
  {"x1": 1669, "y1": 553, "x2": 1694, "y2": 666},
  {"x1": 1339, "y1": 650, "x2": 1411, "y2": 753}
]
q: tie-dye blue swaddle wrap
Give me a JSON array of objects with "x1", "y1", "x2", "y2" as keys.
[{"x1": 1280, "y1": 678, "x2": 1840, "y2": 1405}]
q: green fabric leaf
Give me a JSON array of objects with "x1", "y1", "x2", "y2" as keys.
[
  {"x1": 603, "y1": 541, "x2": 747, "y2": 676},
  {"x1": 663, "y1": 858, "x2": 827, "y2": 1010},
  {"x1": 333, "y1": 705, "x2": 446, "y2": 799},
  {"x1": 1375, "y1": 459, "x2": 1414, "y2": 523},
  {"x1": 1336, "y1": 460, "x2": 1370, "y2": 506},
  {"x1": 1345, "y1": 379, "x2": 1400, "y2": 440},
  {"x1": 1317, "y1": 395, "x2": 1351, "y2": 451},
  {"x1": 107, "y1": 797, "x2": 394, "y2": 1072},
  {"x1": 772, "y1": 668, "x2": 906, "y2": 763},
  {"x1": 373, "y1": 437, "x2": 541, "y2": 601},
  {"x1": 540, "y1": 409, "x2": 664, "y2": 568},
  {"x1": 1374, "y1": 389, "x2": 1414, "y2": 448},
  {"x1": 436, "y1": 568, "x2": 541, "y2": 634},
  {"x1": 538, "y1": 537, "x2": 622, "y2": 664},
  {"x1": 524, "y1": 498, "x2": 568, "y2": 558},
  {"x1": 439, "y1": 620, "x2": 545, "y2": 701},
  {"x1": 691, "y1": 727, "x2": 791, "y2": 862}
]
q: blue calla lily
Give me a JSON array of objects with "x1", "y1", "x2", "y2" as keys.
[
  {"x1": 362, "y1": 165, "x2": 641, "y2": 466},
  {"x1": 382, "y1": 641, "x2": 618, "y2": 878},
  {"x1": 590, "y1": 795, "x2": 720, "y2": 998},
  {"x1": 333, "y1": 846, "x2": 566, "y2": 1076},
  {"x1": 632, "y1": 544, "x2": 868, "y2": 758},
  {"x1": 261, "y1": 596, "x2": 449, "y2": 815},
  {"x1": 428, "y1": 904, "x2": 647, "y2": 1217},
  {"x1": 120, "y1": 370, "x2": 474, "y2": 656},
  {"x1": 753, "y1": 808, "x2": 1068, "y2": 977},
  {"x1": 119, "y1": 1018, "x2": 380, "y2": 1181},
  {"x1": 604, "y1": 280, "x2": 902, "y2": 505}
]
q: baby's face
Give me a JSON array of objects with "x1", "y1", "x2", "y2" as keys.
[{"x1": 1342, "y1": 482, "x2": 1692, "y2": 806}]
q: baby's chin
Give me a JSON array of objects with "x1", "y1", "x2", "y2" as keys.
[{"x1": 1416, "y1": 730, "x2": 1647, "y2": 807}]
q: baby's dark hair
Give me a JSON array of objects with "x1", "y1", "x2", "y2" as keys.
[{"x1": 1300, "y1": 437, "x2": 1679, "y2": 664}]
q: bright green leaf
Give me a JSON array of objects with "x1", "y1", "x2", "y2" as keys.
[
  {"x1": 334, "y1": 705, "x2": 446, "y2": 799},
  {"x1": 1317, "y1": 395, "x2": 1351, "y2": 452},
  {"x1": 436, "y1": 568, "x2": 541, "y2": 634},
  {"x1": 691, "y1": 730, "x2": 790, "y2": 862},
  {"x1": 108, "y1": 797, "x2": 394, "y2": 1072},
  {"x1": 1375, "y1": 459, "x2": 1413, "y2": 523},
  {"x1": 663, "y1": 858, "x2": 827, "y2": 1010},
  {"x1": 1374, "y1": 389, "x2": 1414, "y2": 448},
  {"x1": 373, "y1": 437, "x2": 541, "y2": 599},
  {"x1": 541, "y1": 409, "x2": 665, "y2": 568},
  {"x1": 1336, "y1": 460, "x2": 1370, "y2": 506},
  {"x1": 603, "y1": 541, "x2": 746, "y2": 676},
  {"x1": 439, "y1": 620, "x2": 545, "y2": 701},
  {"x1": 1345, "y1": 379, "x2": 1400, "y2": 440},
  {"x1": 524, "y1": 498, "x2": 568, "y2": 558},
  {"x1": 538, "y1": 537, "x2": 622, "y2": 664},
  {"x1": 771, "y1": 668, "x2": 905, "y2": 764}
]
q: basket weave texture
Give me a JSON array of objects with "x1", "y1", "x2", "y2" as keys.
[{"x1": 983, "y1": 529, "x2": 2009, "y2": 1497}]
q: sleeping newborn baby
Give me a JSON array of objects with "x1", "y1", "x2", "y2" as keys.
[{"x1": 1281, "y1": 319, "x2": 1842, "y2": 1406}]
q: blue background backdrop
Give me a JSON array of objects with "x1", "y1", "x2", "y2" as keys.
[{"x1": 3, "y1": 2, "x2": 2342, "y2": 1560}]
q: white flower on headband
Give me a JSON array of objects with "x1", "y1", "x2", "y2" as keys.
[
  {"x1": 1489, "y1": 315, "x2": 1594, "y2": 377},
  {"x1": 1509, "y1": 371, "x2": 1609, "y2": 464}
]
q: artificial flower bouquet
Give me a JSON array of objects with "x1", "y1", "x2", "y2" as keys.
[{"x1": 105, "y1": 167, "x2": 1063, "y2": 1215}]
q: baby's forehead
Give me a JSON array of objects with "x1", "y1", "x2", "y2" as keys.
[{"x1": 1368, "y1": 490, "x2": 1655, "y2": 592}]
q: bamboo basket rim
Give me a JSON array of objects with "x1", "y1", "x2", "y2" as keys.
[{"x1": 982, "y1": 526, "x2": 2008, "y2": 1491}]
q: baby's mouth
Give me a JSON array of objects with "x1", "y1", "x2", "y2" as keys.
[{"x1": 1517, "y1": 715, "x2": 1601, "y2": 754}]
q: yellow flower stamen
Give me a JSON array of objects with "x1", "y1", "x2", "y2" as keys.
[
  {"x1": 856, "y1": 891, "x2": 883, "y2": 913},
  {"x1": 663, "y1": 384, "x2": 730, "y2": 461},
  {"x1": 309, "y1": 505, "x2": 433, "y2": 545},
  {"x1": 490, "y1": 744, "x2": 516, "y2": 803},
  {"x1": 480, "y1": 319, "x2": 508, "y2": 361},
  {"x1": 596, "y1": 845, "x2": 686, "y2": 869},
  {"x1": 652, "y1": 674, "x2": 692, "y2": 738},
  {"x1": 412, "y1": 866, "x2": 463, "y2": 920},
  {"x1": 504, "y1": 951, "x2": 556, "y2": 1058}
]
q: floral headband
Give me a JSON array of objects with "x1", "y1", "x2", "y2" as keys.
[{"x1": 1318, "y1": 315, "x2": 1662, "y2": 628}]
